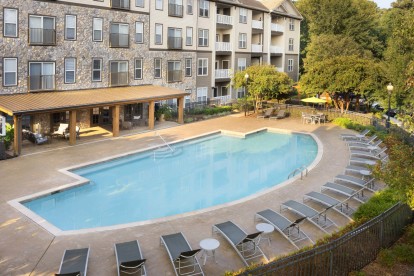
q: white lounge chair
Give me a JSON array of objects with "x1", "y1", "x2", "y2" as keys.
[
  {"x1": 341, "y1": 129, "x2": 370, "y2": 141},
  {"x1": 52, "y1": 123, "x2": 69, "y2": 139},
  {"x1": 350, "y1": 147, "x2": 387, "y2": 159}
]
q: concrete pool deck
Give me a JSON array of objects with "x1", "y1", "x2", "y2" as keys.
[{"x1": 0, "y1": 114, "x2": 366, "y2": 275}]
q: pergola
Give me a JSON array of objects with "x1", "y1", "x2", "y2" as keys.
[{"x1": 0, "y1": 85, "x2": 189, "y2": 156}]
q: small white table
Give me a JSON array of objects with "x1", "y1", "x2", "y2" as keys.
[
  {"x1": 199, "y1": 238, "x2": 219, "y2": 265},
  {"x1": 256, "y1": 223, "x2": 274, "y2": 246},
  {"x1": 360, "y1": 169, "x2": 372, "y2": 180},
  {"x1": 364, "y1": 160, "x2": 377, "y2": 166},
  {"x1": 367, "y1": 145, "x2": 378, "y2": 152}
]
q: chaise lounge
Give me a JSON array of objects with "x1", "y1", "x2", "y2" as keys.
[
  {"x1": 115, "y1": 240, "x2": 146, "y2": 276},
  {"x1": 303, "y1": 191, "x2": 354, "y2": 219},
  {"x1": 321, "y1": 182, "x2": 366, "y2": 203},
  {"x1": 340, "y1": 129, "x2": 370, "y2": 141},
  {"x1": 56, "y1": 247, "x2": 90, "y2": 276}
]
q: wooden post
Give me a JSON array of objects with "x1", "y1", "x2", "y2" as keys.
[
  {"x1": 148, "y1": 101, "x2": 155, "y2": 130},
  {"x1": 69, "y1": 110, "x2": 77, "y2": 146},
  {"x1": 112, "y1": 105, "x2": 120, "y2": 137},
  {"x1": 177, "y1": 96, "x2": 184, "y2": 124},
  {"x1": 13, "y1": 115, "x2": 22, "y2": 156}
]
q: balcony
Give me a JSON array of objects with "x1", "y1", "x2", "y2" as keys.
[
  {"x1": 251, "y1": 44, "x2": 263, "y2": 53},
  {"x1": 252, "y1": 20, "x2": 263, "y2": 29},
  {"x1": 276, "y1": 67, "x2": 283, "y2": 72},
  {"x1": 110, "y1": 72, "x2": 129, "y2": 87},
  {"x1": 168, "y1": 4, "x2": 183, "y2": 17},
  {"x1": 110, "y1": 33, "x2": 130, "y2": 48},
  {"x1": 215, "y1": 69, "x2": 232, "y2": 79},
  {"x1": 28, "y1": 75, "x2": 55, "y2": 92},
  {"x1": 212, "y1": 95, "x2": 232, "y2": 105},
  {"x1": 168, "y1": 37, "x2": 183, "y2": 49},
  {"x1": 215, "y1": 42, "x2": 232, "y2": 52},
  {"x1": 216, "y1": 14, "x2": 233, "y2": 26},
  {"x1": 111, "y1": 0, "x2": 130, "y2": 10},
  {"x1": 270, "y1": 45, "x2": 283, "y2": 54},
  {"x1": 29, "y1": 28, "x2": 56, "y2": 45},
  {"x1": 271, "y1": 23, "x2": 284, "y2": 33}
]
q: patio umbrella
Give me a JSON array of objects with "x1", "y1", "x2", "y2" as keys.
[{"x1": 300, "y1": 96, "x2": 327, "y2": 103}]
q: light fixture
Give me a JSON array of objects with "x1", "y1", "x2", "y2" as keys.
[{"x1": 386, "y1": 83, "x2": 393, "y2": 129}]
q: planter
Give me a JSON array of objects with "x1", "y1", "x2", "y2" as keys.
[{"x1": 158, "y1": 114, "x2": 165, "y2": 122}]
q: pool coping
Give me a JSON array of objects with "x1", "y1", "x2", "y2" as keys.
[{"x1": 8, "y1": 127, "x2": 323, "y2": 236}]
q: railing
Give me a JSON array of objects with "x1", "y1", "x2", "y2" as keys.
[
  {"x1": 109, "y1": 33, "x2": 130, "y2": 48},
  {"x1": 271, "y1": 23, "x2": 284, "y2": 33},
  {"x1": 111, "y1": 0, "x2": 130, "y2": 9},
  {"x1": 168, "y1": 3, "x2": 183, "y2": 17},
  {"x1": 275, "y1": 66, "x2": 283, "y2": 72},
  {"x1": 168, "y1": 37, "x2": 182, "y2": 49},
  {"x1": 216, "y1": 14, "x2": 233, "y2": 25},
  {"x1": 215, "y1": 42, "x2": 232, "y2": 52},
  {"x1": 212, "y1": 95, "x2": 232, "y2": 105},
  {"x1": 287, "y1": 165, "x2": 308, "y2": 180},
  {"x1": 270, "y1": 45, "x2": 283, "y2": 54},
  {"x1": 252, "y1": 20, "x2": 263, "y2": 29},
  {"x1": 251, "y1": 44, "x2": 263, "y2": 53},
  {"x1": 215, "y1": 69, "x2": 232, "y2": 79},
  {"x1": 110, "y1": 72, "x2": 128, "y2": 87},
  {"x1": 28, "y1": 75, "x2": 55, "y2": 91},
  {"x1": 29, "y1": 28, "x2": 56, "y2": 45}
]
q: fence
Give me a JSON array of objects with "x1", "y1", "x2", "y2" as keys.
[{"x1": 241, "y1": 203, "x2": 413, "y2": 276}]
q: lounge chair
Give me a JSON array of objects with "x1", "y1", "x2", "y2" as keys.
[
  {"x1": 348, "y1": 139, "x2": 382, "y2": 151},
  {"x1": 346, "y1": 135, "x2": 378, "y2": 146},
  {"x1": 341, "y1": 129, "x2": 370, "y2": 141},
  {"x1": 115, "y1": 240, "x2": 146, "y2": 276},
  {"x1": 280, "y1": 200, "x2": 336, "y2": 233},
  {"x1": 345, "y1": 165, "x2": 372, "y2": 175},
  {"x1": 303, "y1": 191, "x2": 354, "y2": 219},
  {"x1": 350, "y1": 147, "x2": 387, "y2": 159},
  {"x1": 56, "y1": 247, "x2": 89, "y2": 276},
  {"x1": 64, "y1": 126, "x2": 81, "y2": 140},
  {"x1": 257, "y1": 108, "x2": 274, "y2": 119},
  {"x1": 52, "y1": 123, "x2": 69, "y2": 139},
  {"x1": 269, "y1": 109, "x2": 286, "y2": 120},
  {"x1": 334, "y1": 174, "x2": 376, "y2": 191},
  {"x1": 255, "y1": 209, "x2": 313, "y2": 249},
  {"x1": 321, "y1": 182, "x2": 366, "y2": 203},
  {"x1": 160, "y1": 232, "x2": 204, "y2": 276},
  {"x1": 212, "y1": 221, "x2": 267, "y2": 266}
]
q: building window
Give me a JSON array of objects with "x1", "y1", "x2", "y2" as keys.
[
  {"x1": 197, "y1": 58, "x2": 208, "y2": 76},
  {"x1": 136, "y1": 0, "x2": 144, "y2": 7},
  {"x1": 93, "y1": 18, "x2": 103, "y2": 41},
  {"x1": 187, "y1": 0, "x2": 193, "y2": 14},
  {"x1": 169, "y1": 0, "x2": 183, "y2": 17},
  {"x1": 186, "y1": 27, "x2": 193, "y2": 46},
  {"x1": 110, "y1": 61, "x2": 128, "y2": 86},
  {"x1": 64, "y1": 58, "x2": 76, "y2": 83},
  {"x1": 185, "y1": 58, "x2": 192, "y2": 77},
  {"x1": 238, "y1": 33, "x2": 247, "y2": 49},
  {"x1": 196, "y1": 87, "x2": 207, "y2": 102},
  {"x1": 289, "y1": 18, "x2": 294, "y2": 31},
  {"x1": 167, "y1": 28, "x2": 182, "y2": 49},
  {"x1": 155, "y1": 24, "x2": 163, "y2": 44},
  {"x1": 135, "y1": 22, "x2": 143, "y2": 43},
  {"x1": 110, "y1": 23, "x2": 129, "y2": 48},
  {"x1": 154, "y1": 58, "x2": 162, "y2": 78},
  {"x1": 288, "y1": 59, "x2": 293, "y2": 72},
  {"x1": 199, "y1": 0, "x2": 209, "y2": 17},
  {"x1": 28, "y1": 62, "x2": 55, "y2": 91},
  {"x1": 134, "y1": 58, "x2": 143, "y2": 79},
  {"x1": 198, "y1": 29, "x2": 208, "y2": 47},
  {"x1": 239, "y1": 8, "x2": 247, "y2": 23},
  {"x1": 4, "y1": 8, "x2": 18, "y2": 37},
  {"x1": 185, "y1": 94, "x2": 191, "y2": 107},
  {"x1": 29, "y1": 15, "x2": 56, "y2": 45},
  {"x1": 3, "y1": 58, "x2": 17, "y2": 86},
  {"x1": 111, "y1": 0, "x2": 130, "y2": 9},
  {"x1": 237, "y1": 87, "x2": 246, "y2": 98},
  {"x1": 167, "y1": 61, "x2": 181, "y2": 82},
  {"x1": 65, "y1": 15, "x2": 76, "y2": 40},
  {"x1": 237, "y1": 58, "x2": 246, "y2": 71},
  {"x1": 156, "y1": 0, "x2": 163, "y2": 10},
  {"x1": 92, "y1": 58, "x2": 102, "y2": 82},
  {"x1": 289, "y1": 38, "x2": 294, "y2": 51}
]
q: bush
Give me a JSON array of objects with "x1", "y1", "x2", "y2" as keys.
[
  {"x1": 353, "y1": 189, "x2": 399, "y2": 221},
  {"x1": 1, "y1": 123, "x2": 14, "y2": 150}
]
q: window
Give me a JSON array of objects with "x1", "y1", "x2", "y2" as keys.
[
  {"x1": 196, "y1": 87, "x2": 207, "y2": 102},
  {"x1": 237, "y1": 87, "x2": 246, "y2": 98},
  {"x1": 28, "y1": 62, "x2": 55, "y2": 91},
  {"x1": 186, "y1": 27, "x2": 193, "y2": 46},
  {"x1": 110, "y1": 61, "x2": 128, "y2": 86},
  {"x1": 136, "y1": 0, "x2": 144, "y2": 7},
  {"x1": 187, "y1": 0, "x2": 193, "y2": 14},
  {"x1": 92, "y1": 18, "x2": 103, "y2": 41},
  {"x1": 111, "y1": 0, "x2": 130, "y2": 9},
  {"x1": 288, "y1": 59, "x2": 293, "y2": 72},
  {"x1": 198, "y1": 29, "x2": 208, "y2": 47},
  {"x1": 135, "y1": 22, "x2": 143, "y2": 43},
  {"x1": 4, "y1": 8, "x2": 18, "y2": 37},
  {"x1": 168, "y1": 28, "x2": 182, "y2": 49},
  {"x1": 237, "y1": 58, "x2": 246, "y2": 71},
  {"x1": 197, "y1": 58, "x2": 208, "y2": 76},
  {"x1": 154, "y1": 58, "x2": 162, "y2": 78},
  {"x1": 155, "y1": 24, "x2": 163, "y2": 44},
  {"x1": 167, "y1": 61, "x2": 181, "y2": 82},
  {"x1": 169, "y1": 0, "x2": 183, "y2": 17},
  {"x1": 156, "y1": 0, "x2": 163, "y2": 10},
  {"x1": 289, "y1": 38, "x2": 294, "y2": 51},
  {"x1": 65, "y1": 15, "x2": 76, "y2": 40},
  {"x1": 134, "y1": 58, "x2": 143, "y2": 79},
  {"x1": 92, "y1": 58, "x2": 102, "y2": 82},
  {"x1": 64, "y1": 58, "x2": 76, "y2": 83},
  {"x1": 199, "y1": 0, "x2": 209, "y2": 17},
  {"x1": 239, "y1": 8, "x2": 247, "y2": 23},
  {"x1": 185, "y1": 58, "x2": 192, "y2": 77},
  {"x1": 29, "y1": 15, "x2": 56, "y2": 45},
  {"x1": 3, "y1": 58, "x2": 17, "y2": 86},
  {"x1": 238, "y1": 33, "x2": 247, "y2": 48},
  {"x1": 185, "y1": 94, "x2": 191, "y2": 107},
  {"x1": 289, "y1": 18, "x2": 295, "y2": 31},
  {"x1": 110, "y1": 23, "x2": 129, "y2": 48}
]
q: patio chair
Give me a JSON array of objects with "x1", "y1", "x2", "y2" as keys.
[
  {"x1": 334, "y1": 174, "x2": 376, "y2": 191},
  {"x1": 321, "y1": 182, "x2": 366, "y2": 203},
  {"x1": 212, "y1": 221, "x2": 267, "y2": 266},
  {"x1": 64, "y1": 126, "x2": 81, "y2": 140},
  {"x1": 52, "y1": 123, "x2": 69, "y2": 139},
  {"x1": 160, "y1": 232, "x2": 204, "y2": 276},
  {"x1": 340, "y1": 129, "x2": 370, "y2": 141},
  {"x1": 23, "y1": 129, "x2": 48, "y2": 145},
  {"x1": 350, "y1": 147, "x2": 387, "y2": 159},
  {"x1": 115, "y1": 240, "x2": 146, "y2": 276},
  {"x1": 303, "y1": 191, "x2": 354, "y2": 219},
  {"x1": 255, "y1": 209, "x2": 313, "y2": 249},
  {"x1": 269, "y1": 109, "x2": 286, "y2": 120},
  {"x1": 301, "y1": 112, "x2": 313, "y2": 124},
  {"x1": 257, "y1": 108, "x2": 274, "y2": 119},
  {"x1": 55, "y1": 247, "x2": 89, "y2": 276},
  {"x1": 348, "y1": 139, "x2": 382, "y2": 151}
]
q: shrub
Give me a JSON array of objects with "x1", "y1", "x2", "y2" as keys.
[
  {"x1": 353, "y1": 189, "x2": 399, "y2": 221},
  {"x1": 1, "y1": 123, "x2": 14, "y2": 150}
]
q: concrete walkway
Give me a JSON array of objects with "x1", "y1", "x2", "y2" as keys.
[{"x1": 0, "y1": 114, "x2": 362, "y2": 275}]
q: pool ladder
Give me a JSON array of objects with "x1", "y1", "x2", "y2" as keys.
[
  {"x1": 288, "y1": 166, "x2": 308, "y2": 180},
  {"x1": 153, "y1": 132, "x2": 175, "y2": 160}
]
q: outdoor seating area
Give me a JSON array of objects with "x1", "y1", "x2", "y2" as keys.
[{"x1": 301, "y1": 112, "x2": 327, "y2": 124}]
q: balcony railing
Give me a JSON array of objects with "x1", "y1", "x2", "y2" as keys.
[
  {"x1": 216, "y1": 14, "x2": 233, "y2": 25},
  {"x1": 212, "y1": 95, "x2": 232, "y2": 104},
  {"x1": 168, "y1": 3, "x2": 183, "y2": 17},
  {"x1": 29, "y1": 28, "x2": 56, "y2": 45},
  {"x1": 271, "y1": 23, "x2": 284, "y2": 33},
  {"x1": 251, "y1": 44, "x2": 263, "y2": 53},
  {"x1": 276, "y1": 67, "x2": 283, "y2": 72},
  {"x1": 110, "y1": 33, "x2": 130, "y2": 48},
  {"x1": 111, "y1": 0, "x2": 130, "y2": 9},
  {"x1": 252, "y1": 20, "x2": 263, "y2": 29},
  {"x1": 270, "y1": 45, "x2": 283, "y2": 54},
  {"x1": 110, "y1": 72, "x2": 129, "y2": 86},
  {"x1": 168, "y1": 37, "x2": 183, "y2": 49},
  {"x1": 215, "y1": 69, "x2": 232, "y2": 79},
  {"x1": 28, "y1": 75, "x2": 55, "y2": 91},
  {"x1": 215, "y1": 42, "x2": 232, "y2": 52}
]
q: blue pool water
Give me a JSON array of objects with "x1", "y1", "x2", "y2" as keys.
[{"x1": 24, "y1": 131, "x2": 318, "y2": 231}]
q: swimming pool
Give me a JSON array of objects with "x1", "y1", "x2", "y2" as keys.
[{"x1": 22, "y1": 130, "x2": 318, "y2": 232}]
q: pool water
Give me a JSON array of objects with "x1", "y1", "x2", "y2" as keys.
[{"x1": 23, "y1": 131, "x2": 318, "y2": 231}]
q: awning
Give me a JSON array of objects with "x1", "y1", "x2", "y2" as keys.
[{"x1": 0, "y1": 85, "x2": 190, "y2": 116}]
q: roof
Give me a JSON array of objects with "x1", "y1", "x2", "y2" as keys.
[
  {"x1": 236, "y1": 0, "x2": 269, "y2": 11},
  {"x1": 0, "y1": 85, "x2": 189, "y2": 116}
]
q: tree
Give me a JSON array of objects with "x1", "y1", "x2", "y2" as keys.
[{"x1": 232, "y1": 65, "x2": 293, "y2": 112}]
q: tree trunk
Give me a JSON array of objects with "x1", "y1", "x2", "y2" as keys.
[{"x1": 355, "y1": 95, "x2": 360, "y2": 111}]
